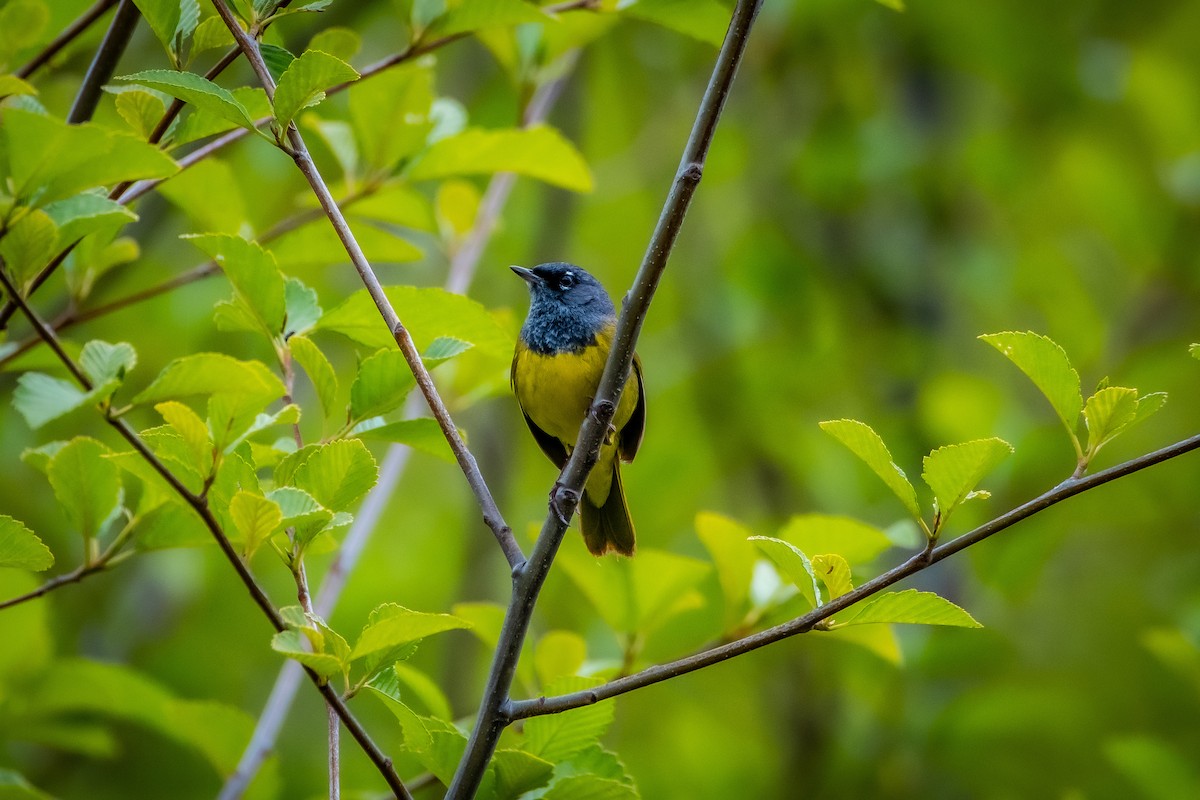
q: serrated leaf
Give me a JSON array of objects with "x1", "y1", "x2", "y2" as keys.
[
  {"x1": 1084, "y1": 386, "x2": 1139, "y2": 457},
  {"x1": 267, "y1": 486, "x2": 334, "y2": 544},
  {"x1": 114, "y1": 89, "x2": 166, "y2": 139},
  {"x1": 811, "y1": 553, "x2": 854, "y2": 601},
  {"x1": 819, "y1": 419, "x2": 921, "y2": 519},
  {"x1": 12, "y1": 373, "x2": 118, "y2": 429},
  {"x1": 777, "y1": 514, "x2": 893, "y2": 566},
  {"x1": 750, "y1": 536, "x2": 820, "y2": 609},
  {"x1": 133, "y1": 353, "x2": 285, "y2": 407},
  {"x1": 154, "y1": 401, "x2": 211, "y2": 468},
  {"x1": 980, "y1": 332, "x2": 1083, "y2": 448},
  {"x1": 284, "y1": 277, "x2": 321, "y2": 336},
  {"x1": 184, "y1": 234, "x2": 286, "y2": 336},
  {"x1": 408, "y1": 125, "x2": 593, "y2": 192},
  {"x1": 921, "y1": 438, "x2": 1012, "y2": 523},
  {"x1": 131, "y1": 0, "x2": 182, "y2": 59},
  {"x1": 117, "y1": 69, "x2": 262, "y2": 133},
  {"x1": 350, "y1": 604, "x2": 471, "y2": 663},
  {"x1": 0, "y1": 208, "x2": 57, "y2": 287},
  {"x1": 525, "y1": 676, "x2": 615, "y2": 762},
  {"x1": 367, "y1": 679, "x2": 433, "y2": 751},
  {"x1": 189, "y1": 15, "x2": 234, "y2": 57},
  {"x1": 229, "y1": 490, "x2": 282, "y2": 559},
  {"x1": 349, "y1": 62, "x2": 434, "y2": 172},
  {"x1": 48, "y1": 438, "x2": 122, "y2": 540},
  {"x1": 258, "y1": 42, "x2": 295, "y2": 83},
  {"x1": 288, "y1": 335, "x2": 338, "y2": 420},
  {"x1": 540, "y1": 776, "x2": 639, "y2": 800},
  {"x1": 0, "y1": 515, "x2": 54, "y2": 571},
  {"x1": 1133, "y1": 392, "x2": 1167, "y2": 426},
  {"x1": 833, "y1": 589, "x2": 981, "y2": 629},
  {"x1": 273, "y1": 49, "x2": 359, "y2": 130},
  {"x1": 349, "y1": 350, "x2": 416, "y2": 422},
  {"x1": 43, "y1": 194, "x2": 137, "y2": 248},
  {"x1": 354, "y1": 418, "x2": 457, "y2": 463},
  {"x1": 270, "y1": 629, "x2": 345, "y2": 679},
  {"x1": 170, "y1": 86, "x2": 271, "y2": 147},
  {"x1": 292, "y1": 439, "x2": 377, "y2": 512},
  {"x1": 80, "y1": 340, "x2": 137, "y2": 385},
  {"x1": 695, "y1": 512, "x2": 756, "y2": 627}
]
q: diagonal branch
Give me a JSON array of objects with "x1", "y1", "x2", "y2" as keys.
[
  {"x1": 445, "y1": 1, "x2": 764, "y2": 796},
  {"x1": 0, "y1": 261, "x2": 411, "y2": 800},
  {"x1": 210, "y1": 0, "x2": 523, "y2": 570},
  {"x1": 508, "y1": 431, "x2": 1200, "y2": 717},
  {"x1": 15, "y1": 0, "x2": 120, "y2": 79}
]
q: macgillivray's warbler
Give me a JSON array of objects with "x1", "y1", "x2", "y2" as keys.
[{"x1": 511, "y1": 263, "x2": 645, "y2": 556}]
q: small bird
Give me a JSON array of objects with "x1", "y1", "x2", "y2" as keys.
[{"x1": 511, "y1": 263, "x2": 645, "y2": 556}]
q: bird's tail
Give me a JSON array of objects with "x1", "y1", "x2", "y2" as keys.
[{"x1": 580, "y1": 462, "x2": 635, "y2": 557}]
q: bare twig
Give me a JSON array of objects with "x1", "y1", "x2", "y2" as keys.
[
  {"x1": 67, "y1": 0, "x2": 138, "y2": 124},
  {"x1": 445, "y1": 2, "x2": 764, "y2": 796},
  {"x1": 15, "y1": 0, "x2": 119, "y2": 79}
]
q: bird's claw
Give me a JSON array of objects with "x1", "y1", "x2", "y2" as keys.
[{"x1": 549, "y1": 482, "x2": 579, "y2": 526}]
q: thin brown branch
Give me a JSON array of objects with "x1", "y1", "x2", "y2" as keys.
[
  {"x1": 15, "y1": 0, "x2": 119, "y2": 79},
  {"x1": 509, "y1": 431, "x2": 1200, "y2": 718},
  {"x1": 0, "y1": 561, "x2": 106, "y2": 611}
]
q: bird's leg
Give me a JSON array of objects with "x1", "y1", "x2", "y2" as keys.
[
  {"x1": 549, "y1": 481, "x2": 579, "y2": 526},
  {"x1": 588, "y1": 397, "x2": 618, "y2": 445}
]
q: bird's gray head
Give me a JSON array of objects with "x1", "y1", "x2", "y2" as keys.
[{"x1": 512, "y1": 262, "x2": 616, "y2": 354}]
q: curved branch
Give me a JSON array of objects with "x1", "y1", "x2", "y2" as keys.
[
  {"x1": 508, "y1": 431, "x2": 1200, "y2": 718},
  {"x1": 445, "y1": 2, "x2": 764, "y2": 796},
  {"x1": 15, "y1": 0, "x2": 119, "y2": 79}
]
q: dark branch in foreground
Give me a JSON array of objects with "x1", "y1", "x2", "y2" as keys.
[
  {"x1": 507, "y1": 431, "x2": 1200, "y2": 717},
  {"x1": 445, "y1": 2, "x2": 765, "y2": 797}
]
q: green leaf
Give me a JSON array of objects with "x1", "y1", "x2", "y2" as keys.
[
  {"x1": 184, "y1": 234, "x2": 286, "y2": 336},
  {"x1": 156, "y1": 159, "x2": 245, "y2": 234},
  {"x1": 43, "y1": 193, "x2": 137, "y2": 249},
  {"x1": 0, "y1": 74, "x2": 37, "y2": 97},
  {"x1": 12, "y1": 372, "x2": 118, "y2": 429},
  {"x1": 777, "y1": 514, "x2": 892, "y2": 566},
  {"x1": 288, "y1": 335, "x2": 338, "y2": 420},
  {"x1": 349, "y1": 62, "x2": 434, "y2": 171},
  {"x1": 48, "y1": 438, "x2": 122, "y2": 540},
  {"x1": 131, "y1": 0, "x2": 182, "y2": 59},
  {"x1": 349, "y1": 350, "x2": 416, "y2": 422},
  {"x1": 154, "y1": 401, "x2": 212, "y2": 469},
  {"x1": 273, "y1": 50, "x2": 359, "y2": 130},
  {"x1": 0, "y1": 207, "x2": 57, "y2": 287},
  {"x1": 3, "y1": 109, "x2": 178, "y2": 205},
  {"x1": 131, "y1": 500, "x2": 209, "y2": 550},
  {"x1": 0, "y1": 515, "x2": 53, "y2": 571},
  {"x1": 189, "y1": 16, "x2": 234, "y2": 57},
  {"x1": 229, "y1": 490, "x2": 283, "y2": 559},
  {"x1": 534, "y1": 631, "x2": 587, "y2": 687},
  {"x1": 291, "y1": 439, "x2": 377, "y2": 512},
  {"x1": 113, "y1": 89, "x2": 166, "y2": 139},
  {"x1": 354, "y1": 418, "x2": 457, "y2": 463},
  {"x1": 427, "y1": 0, "x2": 548, "y2": 36},
  {"x1": 308, "y1": 26, "x2": 361, "y2": 61},
  {"x1": 921, "y1": 438, "x2": 1012, "y2": 523},
  {"x1": 0, "y1": 0, "x2": 48, "y2": 55},
  {"x1": 267, "y1": 486, "x2": 333, "y2": 543},
  {"x1": 367, "y1": 676, "x2": 434, "y2": 751},
  {"x1": 623, "y1": 0, "x2": 731, "y2": 46},
  {"x1": 749, "y1": 536, "x2": 820, "y2": 610},
  {"x1": 267, "y1": 217, "x2": 423, "y2": 268},
  {"x1": 819, "y1": 419, "x2": 921, "y2": 519},
  {"x1": 1132, "y1": 391, "x2": 1167, "y2": 426},
  {"x1": 350, "y1": 604, "x2": 471, "y2": 663},
  {"x1": 540, "y1": 776, "x2": 639, "y2": 800},
  {"x1": 284, "y1": 277, "x2": 322, "y2": 336},
  {"x1": 423, "y1": 336, "x2": 473, "y2": 366},
  {"x1": 116, "y1": 69, "x2": 262, "y2": 133},
  {"x1": 170, "y1": 86, "x2": 271, "y2": 147},
  {"x1": 318, "y1": 285, "x2": 512, "y2": 356},
  {"x1": 980, "y1": 331, "x2": 1083, "y2": 448},
  {"x1": 270, "y1": 629, "x2": 345, "y2": 679},
  {"x1": 491, "y1": 749, "x2": 555, "y2": 799},
  {"x1": 811, "y1": 553, "x2": 854, "y2": 601},
  {"x1": 80, "y1": 340, "x2": 137, "y2": 385},
  {"x1": 1191, "y1": 343, "x2": 1200, "y2": 360},
  {"x1": 133, "y1": 353, "x2": 285, "y2": 408},
  {"x1": 408, "y1": 125, "x2": 593, "y2": 192},
  {"x1": 833, "y1": 589, "x2": 982, "y2": 629},
  {"x1": 258, "y1": 42, "x2": 295, "y2": 83},
  {"x1": 695, "y1": 512, "x2": 757, "y2": 627},
  {"x1": 1083, "y1": 386, "x2": 1139, "y2": 457},
  {"x1": 525, "y1": 676, "x2": 615, "y2": 762}
]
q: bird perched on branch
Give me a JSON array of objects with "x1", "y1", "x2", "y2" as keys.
[{"x1": 511, "y1": 263, "x2": 645, "y2": 556}]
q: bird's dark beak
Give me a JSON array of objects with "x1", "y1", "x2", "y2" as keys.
[{"x1": 510, "y1": 265, "x2": 541, "y2": 286}]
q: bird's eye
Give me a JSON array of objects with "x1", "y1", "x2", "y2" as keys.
[{"x1": 559, "y1": 273, "x2": 575, "y2": 289}]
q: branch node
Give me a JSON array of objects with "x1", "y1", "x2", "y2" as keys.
[{"x1": 679, "y1": 160, "x2": 704, "y2": 183}]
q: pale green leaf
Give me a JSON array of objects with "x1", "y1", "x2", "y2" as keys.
[
  {"x1": 1084, "y1": 386, "x2": 1139, "y2": 456},
  {"x1": 308, "y1": 27, "x2": 361, "y2": 61},
  {"x1": 749, "y1": 536, "x2": 820, "y2": 609},
  {"x1": 778, "y1": 514, "x2": 893, "y2": 566},
  {"x1": 534, "y1": 630, "x2": 587, "y2": 686},
  {"x1": 819, "y1": 419, "x2": 921, "y2": 519},
  {"x1": 980, "y1": 331, "x2": 1083, "y2": 445},
  {"x1": 229, "y1": 490, "x2": 282, "y2": 559},
  {"x1": 427, "y1": 0, "x2": 548, "y2": 36},
  {"x1": 623, "y1": 0, "x2": 730, "y2": 46},
  {"x1": 0, "y1": 74, "x2": 37, "y2": 97},
  {"x1": 921, "y1": 437, "x2": 1013, "y2": 522},
  {"x1": 170, "y1": 86, "x2": 271, "y2": 147},
  {"x1": 43, "y1": 193, "x2": 137, "y2": 248},
  {"x1": 131, "y1": 0, "x2": 182, "y2": 58},
  {"x1": 117, "y1": 69, "x2": 261, "y2": 132},
  {"x1": 525, "y1": 676, "x2": 614, "y2": 762},
  {"x1": 834, "y1": 589, "x2": 982, "y2": 629},
  {"x1": 267, "y1": 486, "x2": 333, "y2": 543},
  {"x1": 812, "y1": 553, "x2": 854, "y2": 601},
  {"x1": 292, "y1": 439, "x2": 377, "y2": 512},
  {"x1": 491, "y1": 749, "x2": 555, "y2": 799},
  {"x1": 284, "y1": 277, "x2": 321, "y2": 336},
  {"x1": 0, "y1": 208, "x2": 57, "y2": 287},
  {"x1": 131, "y1": 500, "x2": 209, "y2": 550},
  {"x1": 270, "y1": 629, "x2": 345, "y2": 678},
  {"x1": 288, "y1": 335, "x2": 338, "y2": 420},
  {"x1": 48, "y1": 438, "x2": 122, "y2": 540},
  {"x1": 408, "y1": 125, "x2": 593, "y2": 192},
  {"x1": 189, "y1": 15, "x2": 233, "y2": 57},
  {"x1": 694, "y1": 511, "x2": 756, "y2": 626},
  {"x1": 0, "y1": 0, "x2": 48, "y2": 54},
  {"x1": 541, "y1": 776, "x2": 638, "y2": 800},
  {"x1": 12, "y1": 372, "x2": 117, "y2": 429},
  {"x1": 114, "y1": 89, "x2": 166, "y2": 139},
  {"x1": 156, "y1": 159, "x2": 245, "y2": 234},
  {"x1": 80, "y1": 340, "x2": 137, "y2": 385},
  {"x1": 267, "y1": 217, "x2": 423, "y2": 268},
  {"x1": 154, "y1": 401, "x2": 211, "y2": 468},
  {"x1": 349, "y1": 62, "x2": 434, "y2": 171},
  {"x1": 350, "y1": 604, "x2": 471, "y2": 662},
  {"x1": 354, "y1": 418, "x2": 458, "y2": 463},
  {"x1": 184, "y1": 234, "x2": 286, "y2": 335},
  {"x1": 0, "y1": 515, "x2": 53, "y2": 571},
  {"x1": 349, "y1": 350, "x2": 416, "y2": 422},
  {"x1": 273, "y1": 49, "x2": 359, "y2": 130},
  {"x1": 367, "y1": 677, "x2": 434, "y2": 751},
  {"x1": 132, "y1": 353, "x2": 285, "y2": 407},
  {"x1": 435, "y1": 179, "x2": 479, "y2": 239},
  {"x1": 1133, "y1": 392, "x2": 1167, "y2": 426}
]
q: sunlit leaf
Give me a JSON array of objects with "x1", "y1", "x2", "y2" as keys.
[
  {"x1": 131, "y1": 0, "x2": 182, "y2": 59},
  {"x1": 154, "y1": 401, "x2": 211, "y2": 469},
  {"x1": 273, "y1": 49, "x2": 358, "y2": 130},
  {"x1": 288, "y1": 335, "x2": 338, "y2": 420},
  {"x1": 980, "y1": 332, "x2": 1083, "y2": 447},
  {"x1": 354, "y1": 418, "x2": 458, "y2": 463},
  {"x1": 623, "y1": 0, "x2": 730, "y2": 46},
  {"x1": 534, "y1": 630, "x2": 587, "y2": 686},
  {"x1": 408, "y1": 125, "x2": 593, "y2": 192},
  {"x1": 292, "y1": 439, "x2": 377, "y2": 511},
  {"x1": 184, "y1": 234, "x2": 286, "y2": 336},
  {"x1": 349, "y1": 350, "x2": 417, "y2": 422},
  {"x1": 0, "y1": 515, "x2": 53, "y2": 571},
  {"x1": 0, "y1": 208, "x2": 57, "y2": 287},
  {"x1": 426, "y1": 0, "x2": 548, "y2": 37},
  {"x1": 43, "y1": 194, "x2": 137, "y2": 249},
  {"x1": 833, "y1": 589, "x2": 981, "y2": 629},
  {"x1": 270, "y1": 629, "x2": 345, "y2": 679},
  {"x1": 80, "y1": 340, "x2": 136, "y2": 385},
  {"x1": 229, "y1": 490, "x2": 283, "y2": 559},
  {"x1": 819, "y1": 419, "x2": 921, "y2": 519},
  {"x1": 350, "y1": 604, "x2": 471, "y2": 663},
  {"x1": 695, "y1": 512, "x2": 756, "y2": 627},
  {"x1": 921, "y1": 438, "x2": 1012, "y2": 523},
  {"x1": 117, "y1": 69, "x2": 263, "y2": 133},
  {"x1": 1083, "y1": 386, "x2": 1139, "y2": 457},
  {"x1": 13, "y1": 373, "x2": 119, "y2": 429},
  {"x1": 777, "y1": 514, "x2": 893, "y2": 566},
  {"x1": 750, "y1": 536, "x2": 820, "y2": 609},
  {"x1": 48, "y1": 437, "x2": 122, "y2": 541},
  {"x1": 811, "y1": 553, "x2": 853, "y2": 601}
]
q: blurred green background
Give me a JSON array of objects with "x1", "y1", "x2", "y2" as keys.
[{"x1": 3, "y1": 0, "x2": 1200, "y2": 797}]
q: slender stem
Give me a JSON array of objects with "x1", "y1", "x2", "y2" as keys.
[
  {"x1": 15, "y1": 0, "x2": 119, "y2": 79},
  {"x1": 445, "y1": 2, "x2": 763, "y2": 796},
  {"x1": 0, "y1": 561, "x2": 106, "y2": 611},
  {"x1": 67, "y1": 0, "x2": 139, "y2": 124},
  {"x1": 509, "y1": 432, "x2": 1200, "y2": 718}
]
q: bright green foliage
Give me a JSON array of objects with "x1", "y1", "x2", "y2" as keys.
[
  {"x1": 749, "y1": 536, "x2": 820, "y2": 610},
  {"x1": 349, "y1": 62, "x2": 434, "y2": 173},
  {"x1": 272, "y1": 49, "x2": 359, "y2": 131},
  {"x1": 534, "y1": 630, "x2": 587, "y2": 686},
  {"x1": 356, "y1": 418, "x2": 459, "y2": 462},
  {"x1": 47, "y1": 438, "x2": 122, "y2": 541},
  {"x1": 980, "y1": 332, "x2": 1084, "y2": 450},
  {"x1": 819, "y1": 419, "x2": 921, "y2": 519},
  {"x1": 831, "y1": 589, "x2": 981, "y2": 629},
  {"x1": 43, "y1": 194, "x2": 137, "y2": 252},
  {"x1": 0, "y1": 75, "x2": 36, "y2": 97},
  {"x1": 921, "y1": 438, "x2": 1013, "y2": 526},
  {"x1": 777, "y1": 514, "x2": 893, "y2": 565},
  {"x1": 349, "y1": 350, "x2": 417, "y2": 422},
  {"x1": 267, "y1": 216, "x2": 423, "y2": 267},
  {"x1": 116, "y1": 70, "x2": 266, "y2": 136},
  {"x1": 79, "y1": 340, "x2": 136, "y2": 385},
  {"x1": 154, "y1": 401, "x2": 212, "y2": 472},
  {"x1": 525, "y1": 677, "x2": 615, "y2": 762},
  {"x1": 228, "y1": 490, "x2": 283, "y2": 559},
  {"x1": 271, "y1": 606, "x2": 352, "y2": 680},
  {"x1": 288, "y1": 334, "x2": 339, "y2": 420},
  {"x1": 184, "y1": 234, "x2": 287, "y2": 337},
  {"x1": 1083, "y1": 387, "x2": 1167, "y2": 461},
  {"x1": 425, "y1": 0, "x2": 549, "y2": 37},
  {"x1": 811, "y1": 553, "x2": 854, "y2": 601},
  {"x1": 130, "y1": 0, "x2": 183, "y2": 63},
  {"x1": 487, "y1": 749, "x2": 556, "y2": 799},
  {"x1": 0, "y1": 515, "x2": 53, "y2": 571},
  {"x1": 350, "y1": 603, "x2": 470, "y2": 679},
  {"x1": 170, "y1": 86, "x2": 271, "y2": 147},
  {"x1": 623, "y1": 0, "x2": 731, "y2": 46},
  {"x1": 694, "y1": 511, "x2": 757, "y2": 629},
  {"x1": 267, "y1": 486, "x2": 333, "y2": 545},
  {"x1": 409, "y1": 125, "x2": 594, "y2": 192},
  {"x1": 0, "y1": 208, "x2": 56, "y2": 287},
  {"x1": 290, "y1": 439, "x2": 378, "y2": 511}
]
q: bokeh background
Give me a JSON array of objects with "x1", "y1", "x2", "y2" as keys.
[{"x1": 3, "y1": 0, "x2": 1200, "y2": 797}]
